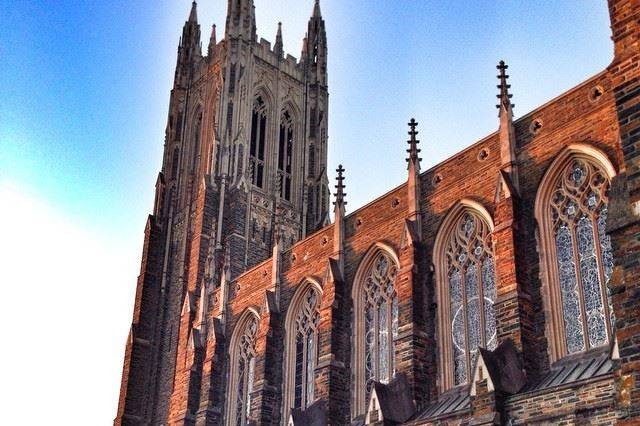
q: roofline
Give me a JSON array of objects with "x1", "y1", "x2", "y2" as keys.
[{"x1": 231, "y1": 68, "x2": 611, "y2": 284}]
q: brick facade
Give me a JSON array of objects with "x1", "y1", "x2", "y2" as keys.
[{"x1": 116, "y1": 1, "x2": 640, "y2": 425}]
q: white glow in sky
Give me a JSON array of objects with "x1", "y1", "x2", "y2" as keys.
[{"x1": 0, "y1": 180, "x2": 139, "y2": 423}]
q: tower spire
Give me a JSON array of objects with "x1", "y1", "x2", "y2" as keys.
[
  {"x1": 313, "y1": 0, "x2": 322, "y2": 18},
  {"x1": 496, "y1": 60, "x2": 519, "y2": 193},
  {"x1": 208, "y1": 24, "x2": 217, "y2": 57},
  {"x1": 189, "y1": 1, "x2": 198, "y2": 23},
  {"x1": 275, "y1": 22, "x2": 283, "y2": 59},
  {"x1": 225, "y1": 0, "x2": 256, "y2": 41}
]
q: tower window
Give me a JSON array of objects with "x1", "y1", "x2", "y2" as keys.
[
  {"x1": 249, "y1": 96, "x2": 267, "y2": 188},
  {"x1": 192, "y1": 111, "x2": 203, "y2": 171},
  {"x1": 308, "y1": 144, "x2": 315, "y2": 178},
  {"x1": 278, "y1": 110, "x2": 294, "y2": 201},
  {"x1": 170, "y1": 148, "x2": 180, "y2": 180}
]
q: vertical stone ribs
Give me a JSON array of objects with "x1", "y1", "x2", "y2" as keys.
[{"x1": 607, "y1": 0, "x2": 640, "y2": 420}]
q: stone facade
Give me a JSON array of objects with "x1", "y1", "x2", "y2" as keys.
[{"x1": 115, "y1": 0, "x2": 640, "y2": 425}]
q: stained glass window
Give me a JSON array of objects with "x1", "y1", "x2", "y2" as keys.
[
  {"x1": 234, "y1": 317, "x2": 258, "y2": 426},
  {"x1": 549, "y1": 158, "x2": 614, "y2": 354},
  {"x1": 445, "y1": 211, "x2": 497, "y2": 386},
  {"x1": 249, "y1": 96, "x2": 267, "y2": 188},
  {"x1": 292, "y1": 288, "x2": 320, "y2": 409},
  {"x1": 278, "y1": 110, "x2": 294, "y2": 201},
  {"x1": 362, "y1": 251, "x2": 399, "y2": 401}
]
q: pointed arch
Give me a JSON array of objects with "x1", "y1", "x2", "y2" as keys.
[
  {"x1": 249, "y1": 89, "x2": 271, "y2": 189},
  {"x1": 282, "y1": 278, "x2": 323, "y2": 421},
  {"x1": 433, "y1": 199, "x2": 497, "y2": 392},
  {"x1": 252, "y1": 85, "x2": 274, "y2": 109},
  {"x1": 351, "y1": 242, "x2": 400, "y2": 419},
  {"x1": 534, "y1": 144, "x2": 617, "y2": 363},
  {"x1": 226, "y1": 308, "x2": 260, "y2": 426},
  {"x1": 187, "y1": 104, "x2": 205, "y2": 175},
  {"x1": 278, "y1": 104, "x2": 298, "y2": 202}
]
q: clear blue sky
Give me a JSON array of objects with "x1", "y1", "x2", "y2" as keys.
[{"x1": 0, "y1": 1, "x2": 613, "y2": 423}]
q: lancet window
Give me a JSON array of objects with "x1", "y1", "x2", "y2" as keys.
[
  {"x1": 228, "y1": 315, "x2": 258, "y2": 426},
  {"x1": 292, "y1": 288, "x2": 320, "y2": 409},
  {"x1": 192, "y1": 111, "x2": 203, "y2": 171},
  {"x1": 278, "y1": 109, "x2": 294, "y2": 201},
  {"x1": 352, "y1": 248, "x2": 399, "y2": 416},
  {"x1": 445, "y1": 211, "x2": 497, "y2": 386},
  {"x1": 545, "y1": 157, "x2": 614, "y2": 355},
  {"x1": 249, "y1": 96, "x2": 267, "y2": 188},
  {"x1": 283, "y1": 284, "x2": 322, "y2": 420},
  {"x1": 435, "y1": 202, "x2": 497, "y2": 391}
]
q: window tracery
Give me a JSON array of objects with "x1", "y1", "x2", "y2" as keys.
[
  {"x1": 445, "y1": 210, "x2": 497, "y2": 386},
  {"x1": 229, "y1": 315, "x2": 258, "y2": 426},
  {"x1": 283, "y1": 283, "x2": 322, "y2": 421},
  {"x1": 250, "y1": 96, "x2": 267, "y2": 188},
  {"x1": 352, "y1": 246, "x2": 400, "y2": 418},
  {"x1": 192, "y1": 111, "x2": 203, "y2": 171},
  {"x1": 278, "y1": 109, "x2": 294, "y2": 201},
  {"x1": 548, "y1": 158, "x2": 614, "y2": 354},
  {"x1": 361, "y1": 251, "x2": 399, "y2": 402},
  {"x1": 292, "y1": 288, "x2": 319, "y2": 409}
]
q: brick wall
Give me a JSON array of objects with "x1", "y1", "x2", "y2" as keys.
[{"x1": 116, "y1": 1, "x2": 640, "y2": 424}]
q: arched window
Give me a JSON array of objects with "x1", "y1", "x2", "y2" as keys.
[
  {"x1": 278, "y1": 109, "x2": 294, "y2": 201},
  {"x1": 170, "y1": 147, "x2": 180, "y2": 180},
  {"x1": 308, "y1": 143, "x2": 316, "y2": 178},
  {"x1": 352, "y1": 246, "x2": 399, "y2": 418},
  {"x1": 434, "y1": 201, "x2": 497, "y2": 391},
  {"x1": 283, "y1": 283, "x2": 321, "y2": 419},
  {"x1": 536, "y1": 146, "x2": 616, "y2": 362},
  {"x1": 249, "y1": 96, "x2": 267, "y2": 188},
  {"x1": 190, "y1": 110, "x2": 203, "y2": 173},
  {"x1": 227, "y1": 312, "x2": 259, "y2": 426}
]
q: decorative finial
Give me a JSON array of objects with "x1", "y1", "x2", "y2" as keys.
[
  {"x1": 208, "y1": 24, "x2": 217, "y2": 56},
  {"x1": 334, "y1": 165, "x2": 346, "y2": 207},
  {"x1": 188, "y1": 1, "x2": 198, "y2": 23},
  {"x1": 313, "y1": 0, "x2": 322, "y2": 18},
  {"x1": 275, "y1": 22, "x2": 283, "y2": 58},
  {"x1": 496, "y1": 60, "x2": 514, "y2": 114},
  {"x1": 407, "y1": 118, "x2": 422, "y2": 165}
]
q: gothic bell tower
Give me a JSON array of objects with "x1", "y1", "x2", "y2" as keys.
[{"x1": 115, "y1": 2, "x2": 329, "y2": 424}]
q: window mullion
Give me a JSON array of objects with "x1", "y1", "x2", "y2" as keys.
[
  {"x1": 477, "y1": 259, "x2": 487, "y2": 348},
  {"x1": 590, "y1": 214, "x2": 613, "y2": 343},
  {"x1": 460, "y1": 265, "x2": 471, "y2": 381},
  {"x1": 388, "y1": 298, "x2": 394, "y2": 379},
  {"x1": 569, "y1": 222, "x2": 591, "y2": 351}
]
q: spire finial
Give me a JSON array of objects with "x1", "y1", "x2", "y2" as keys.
[
  {"x1": 208, "y1": 24, "x2": 217, "y2": 57},
  {"x1": 407, "y1": 118, "x2": 422, "y2": 166},
  {"x1": 189, "y1": 1, "x2": 198, "y2": 23},
  {"x1": 334, "y1": 165, "x2": 346, "y2": 207},
  {"x1": 496, "y1": 60, "x2": 520, "y2": 193},
  {"x1": 496, "y1": 60, "x2": 514, "y2": 115},
  {"x1": 313, "y1": 0, "x2": 322, "y2": 18},
  {"x1": 275, "y1": 22, "x2": 284, "y2": 58}
]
